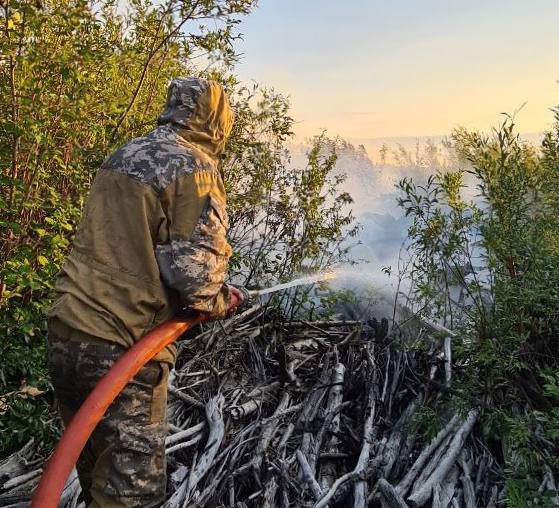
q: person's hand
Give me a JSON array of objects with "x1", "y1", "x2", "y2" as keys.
[{"x1": 227, "y1": 285, "x2": 245, "y2": 315}]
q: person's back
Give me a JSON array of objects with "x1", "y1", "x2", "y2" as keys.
[{"x1": 47, "y1": 77, "x2": 240, "y2": 507}]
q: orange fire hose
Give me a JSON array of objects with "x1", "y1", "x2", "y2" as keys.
[{"x1": 31, "y1": 313, "x2": 205, "y2": 508}]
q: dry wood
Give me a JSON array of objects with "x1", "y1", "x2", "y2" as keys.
[
  {"x1": 166, "y1": 433, "x2": 204, "y2": 455},
  {"x1": 353, "y1": 343, "x2": 377, "y2": 507},
  {"x1": 444, "y1": 336, "x2": 452, "y2": 387},
  {"x1": 59, "y1": 468, "x2": 81, "y2": 508},
  {"x1": 378, "y1": 479, "x2": 410, "y2": 508},
  {"x1": 2, "y1": 468, "x2": 41, "y2": 490},
  {"x1": 411, "y1": 432, "x2": 453, "y2": 490},
  {"x1": 228, "y1": 381, "x2": 281, "y2": 420},
  {"x1": 396, "y1": 414, "x2": 460, "y2": 497},
  {"x1": 460, "y1": 454, "x2": 476, "y2": 508},
  {"x1": 168, "y1": 385, "x2": 205, "y2": 409},
  {"x1": 252, "y1": 391, "x2": 291, "y2": 470},
  {"x1": 2, "y1": 310, "x2": 508, "y2": 508},
  {"x1": 408, "y1": 410, "x2": 479, "y2": 506},
  {"x1": 486, "y1": 485, "x2": 499, "y2": 508},
  {"x1": 381, "y1": 393, "x2": 423, "y2": 479},
  {"x1": 184, "y1": 396, "x2": 225, "y2": 502},
  {"x1": 311, "y1": 362, "x2": 345, "y2": 477},
  {"x1": 165, "y1": 421, "x2": 205, "y2": 447},
  {"x1": 262, "y1": 476, "x2": 279, "y2": 508},
  {"x1": 436, "y1": 465, "x2": 460, "y2": 508},
  {"x1": 296, "y1": 449, "x2": 323, "y2": 500},
  {"x1": 314, "y1": 470, "x2": 361, "y2": 508}
]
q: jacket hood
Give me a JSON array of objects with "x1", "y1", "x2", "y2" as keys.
[{"x1": 157, "y1": 77, "x2": 234, "y2": 158}]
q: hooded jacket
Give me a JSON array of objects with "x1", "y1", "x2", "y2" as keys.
[{"x1": 48, "y1": 78, "x2": 234, "y2": 364}]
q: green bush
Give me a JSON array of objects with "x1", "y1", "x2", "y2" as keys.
[
  {"x1": 0, "y1": 0, "x2": 257, "y2": 457},
  {"x1": 0, "y1": 1, "x2": 355, "y2": 457},
  {"x1": 397, "y1": 111, "x2": 559, "y2": 497}
]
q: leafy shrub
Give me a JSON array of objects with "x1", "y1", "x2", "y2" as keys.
[
  {"x1": 0, "y1": 0, "x2": 257, "y2": 456},
  {"x1": 397, "y1": 110, "x2": 559, "y2": 496},
  {"x1": 224, "y1": 87, "x2": 358, "y2": 315},
  {"x1": 0, "y1": 1, "x2": 355, "y2": 457}
]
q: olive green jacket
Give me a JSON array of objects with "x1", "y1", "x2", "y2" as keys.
[{"x1": 48, "y1": 78, "x2": 234, "y2": 363}]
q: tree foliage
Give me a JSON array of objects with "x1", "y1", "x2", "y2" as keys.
[
  {"x1": 397, "y1": 111, "x2": 559, "y2": 501},
  {"x1": 224, "y1": 86, "x2": 357, "y2": 313},
  {"x1": 0, "y1": 1, "x2": 355, "y2": 456}
]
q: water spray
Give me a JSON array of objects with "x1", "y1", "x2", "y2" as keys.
[{"x1": 248, "y1": 271, "x2": 336, "y2": 297}]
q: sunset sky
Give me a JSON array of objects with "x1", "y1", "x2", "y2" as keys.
[{"x1": 236, "y1": 0, "x2": 559, "y2": 140}]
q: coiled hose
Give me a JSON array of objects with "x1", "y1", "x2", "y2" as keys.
[{"x1": 31, "y1": 313, "x2": 205, "y2": 507}]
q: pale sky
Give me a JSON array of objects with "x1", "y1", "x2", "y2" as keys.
[{"x1": 235, "y1": 0, "x2": 559, "y2": 140}]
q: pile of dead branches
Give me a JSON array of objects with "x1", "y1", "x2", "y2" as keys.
[{"x1": 0, "y1": 305, "x2": 506, "y2": 507}]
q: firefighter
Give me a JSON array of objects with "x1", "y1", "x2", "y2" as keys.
[{"x1": 47, "y1": 77, "x2": 242, "y2": 507}]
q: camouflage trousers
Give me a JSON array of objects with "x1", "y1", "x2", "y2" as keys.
[{"x1": 47, "y1": 318, "x2": 169, "y2": 508}]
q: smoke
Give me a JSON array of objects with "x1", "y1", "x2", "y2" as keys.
[
  {"x1": 288, "y1": 140, "x2": 438, "y2": 322},
  {"x1": 290, "y1": 133, "x2": 541, "y2": 323}
]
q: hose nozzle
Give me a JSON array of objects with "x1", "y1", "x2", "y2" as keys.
[{"x1": 229, "y1": 284, "x2": 253, "y2": 312}]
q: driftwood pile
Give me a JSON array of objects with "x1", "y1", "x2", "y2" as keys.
[{"x1": 0, "y1": 304, "x2": 504, "y2": 507}]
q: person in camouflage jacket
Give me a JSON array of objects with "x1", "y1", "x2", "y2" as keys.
[{"x1": 47, "y1": 77, "x2": 243, "y2": 507}]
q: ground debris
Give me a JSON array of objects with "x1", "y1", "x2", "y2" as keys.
[{"x1": 1, "y1": 310, "x2": 505, "y2": 507}]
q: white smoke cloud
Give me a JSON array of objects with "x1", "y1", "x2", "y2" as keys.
[{"x1": 288, "y1": 139, "x2": 439, "y2": 322}]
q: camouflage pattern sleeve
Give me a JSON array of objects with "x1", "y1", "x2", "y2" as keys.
[{"x1": 156, "y1": 172, "x2": 233, "y2": 319}]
